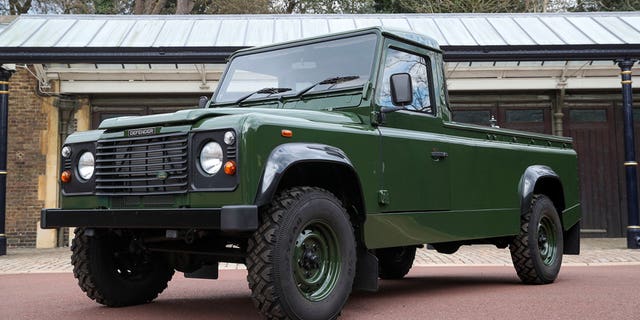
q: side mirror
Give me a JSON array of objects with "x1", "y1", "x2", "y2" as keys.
[
  {"x1": 390, "y1": 73, "x2": 413, "y2": 106},
  {"x1": 198, "y1": 96, "x2": 209, "y2": 108}
]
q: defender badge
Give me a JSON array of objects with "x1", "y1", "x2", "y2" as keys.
[{"x1": 126, "y1": 127, "x2": 159, "y2": 137}]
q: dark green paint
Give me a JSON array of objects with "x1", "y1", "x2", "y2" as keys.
[
  {"x1": 294, "y1": 220, "x2": 341, "y2": 302},
  {"x1": 539, "y1": 215, "x2": 558, "y2": 266},
  {"x1": 56, "y1": 27, "x2": 580, "y2": 251}
]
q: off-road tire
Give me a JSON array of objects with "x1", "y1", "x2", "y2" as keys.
[
  {"x1": 376, "y1": 246, "x2": 416, "y2": 279},
  {"x1": 509, "y1": 194, "x2": 564, "y2": 284},
  {"x1": 246, "y1": 187, "x2": 357, "y2": 320},
  {"x1": 71, "y1": 228, "x2": 174, "y2": 307}
]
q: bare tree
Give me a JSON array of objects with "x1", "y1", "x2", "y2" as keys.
[
  {"x1": 273, "y1": 0, "x2": 374, "y2": 13},
  {"x1": 133, "y1": 0, "x2": 166, "y2": 14},
  {"x1": 176, "y1": 0, "x2": 194, "y2": 14},
  {"x1": 9, "y1": 0, "x2": 32, "y2": 14},
  {"x1": 191, "y1": 0, "x2": 270, "y2": 14}
]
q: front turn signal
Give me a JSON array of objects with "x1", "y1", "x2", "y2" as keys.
[
  {"x1": 224, "y1": 160, "x2": 237, "y2": 175},
  {"x1": 60, "y1": 170, "x2": 72, "y2": 183}
]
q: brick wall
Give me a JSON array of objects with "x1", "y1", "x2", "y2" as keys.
[{"x1": 5, "y1": 67, "x2": 48, "y2": 247}]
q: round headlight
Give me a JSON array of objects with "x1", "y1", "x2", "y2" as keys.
[
  {"x1": 61, "y1": 146, "x2": 71, "y2": 158},
  {"x1": 199, "y1": 141, "x2": 223, "y2": 175},
  {"x1": 77, "y1": 151, "x2": 95, "y2": 180},
  {"x1": 224, "y1": 131, "x2": 236, "y2": 145}
]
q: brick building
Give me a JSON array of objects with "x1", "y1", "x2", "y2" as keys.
[
  {"x1": 6, "y1": 67, "x2": 47, "y2": 247},
  {"x1": 0, "y1": 13, "x2": 639, "y2": 248}
]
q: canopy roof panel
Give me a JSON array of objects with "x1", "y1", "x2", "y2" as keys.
[{"x1": 0, "y1": 12, "x2": 639, "y2": 63}]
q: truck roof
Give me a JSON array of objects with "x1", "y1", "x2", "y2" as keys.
[{"x1": 230, "y1": 26, "x2": 441, "y2": 58}]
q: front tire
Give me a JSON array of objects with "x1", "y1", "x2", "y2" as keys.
[
  {"x1": 246, "y1": 187, "x2": 356, "y2": 320},
  {"x1": 71, "y1": 228, "x2": 174, "y2": 307},
  {"x1": 509, "y1": 195, "x2": 564, "y2": 284}
]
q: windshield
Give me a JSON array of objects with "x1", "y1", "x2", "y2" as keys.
[{"x1": 214, "y1": 34, "x2": 378, "y2": 104}]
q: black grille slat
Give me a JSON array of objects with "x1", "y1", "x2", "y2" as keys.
[
  {"x1": 95, "y1": 152, "x2": 187, "y2": 163},
  {"x1": 96, "y1": 174, "x2": 188, "y2": 183},
  {"x1": 96, "y1": 132, "x2": 189, "y2": 195},
  {"x1": 95, "y1": 167, "x2": 187, "y2": 176},
  {"x1": 96, "y1": 182, "x2": 188, "y2": 190},
  {"x1": 227, "y1": 146, "x2": 237, "y2": 159},
  {"x1": 96, "y1": 159, "x2": 187, "y2": 170},
  {"x1": 95, "y1": 146, "x2": 187, "y2": 157},
  {"x1": 63, "y1": 158, "x2": 72, "y2": 170},
  {"x1": 97, "y1": 137, "x2": 188, "y2": 150}
]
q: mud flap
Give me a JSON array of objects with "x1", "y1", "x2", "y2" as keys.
[
  {"x1": 353, "y1": 247, "x2": 379, "y2": 292},
  {"x1": 564, "y1": 221, "x2": 580, "y2": 255}
]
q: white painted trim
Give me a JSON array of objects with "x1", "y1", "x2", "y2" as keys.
[
  {"x1": 447, "y1": 77, "x2": 621, "y2": 91},
  {"x1": 60, "y1": 80, "x2": 218, "y2": 94}
]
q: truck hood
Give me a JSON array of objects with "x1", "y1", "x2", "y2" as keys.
[{"x1": 98, "y1": 107, "x2": 364, "y2": 130}]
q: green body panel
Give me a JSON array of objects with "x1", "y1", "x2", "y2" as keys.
[
  {"x1": 236, "y1": 107, "x2": 381, "y2": 214},
  {"x1": 57, "y1": 27, "x2": 580, "y2": 250},
  {"x1": 365, "y1": 209, "x2": 519, "y2": 248},
  {"x1": 378, "y1": 114, "x2": 452, "y2": 212}
]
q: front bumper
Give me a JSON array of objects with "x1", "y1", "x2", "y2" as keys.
[{"x1": 41, "y1": 206, "x2": 258, "y2": 232}]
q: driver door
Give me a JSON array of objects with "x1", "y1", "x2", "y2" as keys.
[{"x1": 376, "y1": 44, "x2": 451, "y2": 213}]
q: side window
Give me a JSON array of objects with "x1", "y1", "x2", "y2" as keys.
[{"x1": 377, "y1": 48, "x2": 432, "y2": 114}]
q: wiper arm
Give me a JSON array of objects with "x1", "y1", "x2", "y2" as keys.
[
  {"x1": 235, "y1": 87, "x2": 292, "y2": 104},
  {"x1": 294, "y1": 75, "x2": 360, "y2": 98}
]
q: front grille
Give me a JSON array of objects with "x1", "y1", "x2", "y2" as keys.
[{"x1": 95, "y1": 132, "x2": 189, "y2": 195}]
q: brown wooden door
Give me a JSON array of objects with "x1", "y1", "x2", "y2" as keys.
[
  {"x1": 91, "y1": 103, "x2": 195, "y2": 129},
  {"x1": 612, "y1": 104, "x2": 640, "y2": 236},
  {"x1": 563, "y1": 102, "x2": 623, "y2": 237}
]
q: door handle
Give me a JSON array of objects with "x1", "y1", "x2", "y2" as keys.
[{"x1": 431, "y1": 151, "x2": 448, "y2": 161}]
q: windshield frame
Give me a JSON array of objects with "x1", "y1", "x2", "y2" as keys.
[{"x1": 211, "y1": 30, "x2": 381, "y2": 106}]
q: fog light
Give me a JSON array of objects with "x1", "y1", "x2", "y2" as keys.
[
  {"x1": 61, "y1": 170, "x2": 72, "y2": 183},
  {"x1": 224, "y1": 160, "x2": 237, "y2": 175}
]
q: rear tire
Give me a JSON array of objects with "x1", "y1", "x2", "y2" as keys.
[
  {"x1": 376, "y1": 246, "x2": 416, "y2": 279},
  {"x1": 71, "y1": 228, "x2": 174, "y2": 307},
  {"x1": 509, "y1": 195, "x2": 564, "y2": 284},
  {"x1": 246, "y1": 187, "x2": 356, "y2": 320}
]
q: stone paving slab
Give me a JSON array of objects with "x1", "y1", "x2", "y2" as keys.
[{"x1": 1, "y1": 238, "x2": 639, "y2": 275}]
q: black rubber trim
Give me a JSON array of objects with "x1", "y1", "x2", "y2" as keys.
[{"x1": 41, "y1": 206, "x2": 257, "y2": 232}]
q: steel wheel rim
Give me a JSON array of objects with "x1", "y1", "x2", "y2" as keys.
[
  {"x1": 293, "y1": 220, "x2": 341, "y2": 302},
  {"x1": 538, "y1": 216, "x2": 558, "y2": 266}
]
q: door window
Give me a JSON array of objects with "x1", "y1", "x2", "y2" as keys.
[{"x1": 377, "y1": 48, "x2": 433, "y2": 114}]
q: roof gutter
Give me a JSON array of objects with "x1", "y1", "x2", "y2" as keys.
[
  {"x1": 0, "y1": 44, "x2": 638, "y2": 64},
  {"x1": 443, "y1": 44, "x2": 640, "y2": 62},
  {"x1": 0, "y1": 46, "x2": 244, "y2": 64}
]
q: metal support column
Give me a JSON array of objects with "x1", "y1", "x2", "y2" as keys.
[
  {"x1": 617, "y1": 59, "x2": 640, "y2": 249},
  {"x1": 0, "y1": 67, "x2": 13, "y2": 256}
]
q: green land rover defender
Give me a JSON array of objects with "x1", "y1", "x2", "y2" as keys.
[{"x1": 42, "y1": 27, "x2": 581, "y2": 320}]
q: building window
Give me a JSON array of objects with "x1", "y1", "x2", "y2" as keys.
[
  {"x1": 505, "y1": 109, "x2": 544, "y2": 123},
  {"x1": 452, "y1": 110, "x2": 491, "y2": 126},
  {"x1": 569, "y1": 109, "x2": 607, "y2": 122}
]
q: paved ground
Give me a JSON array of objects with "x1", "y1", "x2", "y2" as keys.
[
  {"x1": 1, "y1": 238, "x2": 639, "y2": 274},
  {"x1": 1, "y1": 266, "x2": 639, "y2": 319}
]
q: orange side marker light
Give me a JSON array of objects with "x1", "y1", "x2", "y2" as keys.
[
  {"x1": 60, "y1": 170, "x2": 72, "y2": 183},
  {"x1": 281, "y1": 129, "x2": 293, "y2": 138},
  {"x1": 224, "y1": 160, "x2": 237, "y2": 175}
]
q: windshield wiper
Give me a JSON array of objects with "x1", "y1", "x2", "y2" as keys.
[
  {"x1": 293, "y1": 75, "x2": 360, "y2": 98},
  {"x1": 235, "y1": 87, "x2": 292, "y2": 105}
]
